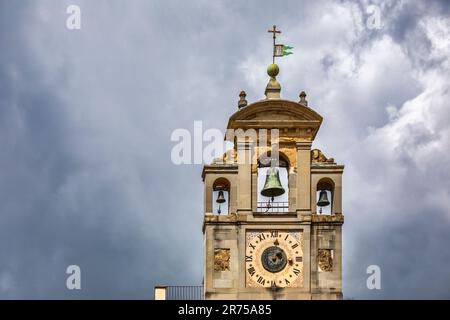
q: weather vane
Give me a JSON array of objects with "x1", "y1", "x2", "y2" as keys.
[{"x1": 268, "y1": 25, "x2": 293, "y2": 64}]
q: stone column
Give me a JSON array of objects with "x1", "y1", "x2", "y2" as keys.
[
  {"x1": 333, "y1": 174, "x2": 343, "y2": 215},
  {"x1": 204, "y1": 175, "x2": 213, "y2": 214},
  {"x1": 237, "y1": 141, "x2": 254, "y2": 214},
  {"x1": 296, "y1": 141, "x2": 312, "y2": 214}
]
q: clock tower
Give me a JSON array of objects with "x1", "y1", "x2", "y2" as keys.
[{"x1": 202, "y1": 27, "x2": 344, "y2": 300}]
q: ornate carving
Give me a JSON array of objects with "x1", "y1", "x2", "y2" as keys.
[
  {"x1": 214, "y1": 249, "x2": 230, "y2": 271},
  {"x1": 311, "y1": 149, "x2": 335, "y2": 164},
  {"x1": 318, "y1": 249, "x2": 333, "y2": 272},
  {"x1": 212, "y1": 149, "x2": 237, "y2": 165},
  {"x1": 251, "y1": 146, "x2": 297, "y2": 174}
]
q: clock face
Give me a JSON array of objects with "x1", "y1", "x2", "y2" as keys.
[{"x1": 245, "y1": 230, "x2": 303, "y2": 288}]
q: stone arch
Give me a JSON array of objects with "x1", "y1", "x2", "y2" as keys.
[
  {"x1": 212, "y1": 178, "x2": 230, "y2": 215},
  {"x1": 316, "y1": 177, "x2": 335, "y2": 215}
]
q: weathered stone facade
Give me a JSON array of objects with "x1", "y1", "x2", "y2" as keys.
[{"x1": 202, "y1": 66, "x2": 345, "y2": 300}]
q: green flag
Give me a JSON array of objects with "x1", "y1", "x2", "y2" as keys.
[{"x1": 282, "y1": 45, "x2": 293, "y2": 56}]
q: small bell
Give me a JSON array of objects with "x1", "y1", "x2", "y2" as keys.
[
  {"x1": 216, "y1": 190, "x2": 226, "y2": 204},
  {"x1": 261, "y1": 167, "x2": 285, "y2": 201},
  {"x1": 317, "y1": 190, "x2": 330, "y2": 213},
  {"x1": 216, "y1": 190, "x2": 226, "y2": 214}
]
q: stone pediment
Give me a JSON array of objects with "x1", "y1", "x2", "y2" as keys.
[{"x1": 226, "y1": 99, "x2": 323, "y2": 139}]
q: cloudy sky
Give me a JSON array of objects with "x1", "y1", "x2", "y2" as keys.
[{"x1": 1, "y1": 0, "x2": 450, "y2": 299}]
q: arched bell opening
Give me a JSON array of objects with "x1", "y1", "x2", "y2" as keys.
[
  {"x1": 212, "y1": 178, "x2": 230, "y2": 215},
  {"x1": 257, "y1": 152, "x2": 289, "y2": 213},
  {"x1": 316, "y1": 178, "x2": 334, "y2": 215}
]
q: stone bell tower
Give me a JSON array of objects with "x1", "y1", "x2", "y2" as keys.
[{"x1": 202, "y1": 28, "x2": 344, "y2": 300}]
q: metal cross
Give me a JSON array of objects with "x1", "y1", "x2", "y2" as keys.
[
  {"x1": 268, "y1": 25, "x2": 281, "y2": 63},
  {"x1": 268, "y1": 25, "x2": 281, "y2": 39}
]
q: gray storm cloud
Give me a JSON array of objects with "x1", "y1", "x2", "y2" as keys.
[{"x1": 0, "y1": 0, "x2": 449, "y2": 299}]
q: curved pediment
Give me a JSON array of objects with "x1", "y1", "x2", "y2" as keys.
[
  {"x1": 229, "y1": 99, "x2": 322, "y2": 123},
  {"x1": 226, "y1": 99, "x2": 323, "y2": 139}
]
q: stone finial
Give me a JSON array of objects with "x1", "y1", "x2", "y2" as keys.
[
  {"x1": 299, "y1": 91, "x2": 308, "y2": 105},
  {"x1": 238, "y1": 90, "x2": 248, "y2": 109}
]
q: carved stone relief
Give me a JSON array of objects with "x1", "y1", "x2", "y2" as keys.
[
  {"x1": 311, "y1": 149, "x2": 335, "y2": 164},
  {"x1": 318, "y1": 249, "x2": 333, "y2": 272},
  {"x1": 214, "y1": 248, "x2": 230, "y2": 271}
]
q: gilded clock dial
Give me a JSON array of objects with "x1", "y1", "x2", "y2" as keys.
[{"x1": 245, "y1": 230, "x2": 303, "y2": 288}]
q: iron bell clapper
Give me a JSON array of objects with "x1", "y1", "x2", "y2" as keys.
[
  {"x1": 216, "y1": 190, "x2": 226, "y2": 214},
  {"x1": 317, "y1": 190, "x2": 330, "y2": 214},
  {"x1": 261, "y1": 167, "x2": 285, "y2": 209}
]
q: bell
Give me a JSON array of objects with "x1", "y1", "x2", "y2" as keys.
[
  {"x1": 216, "y1": 190, "x2": 226, "y2": 204},
  {"x1": 261, "y1": 167, "x2": 285, "y2": 199},
  {"x1": 317, "y1": 190, "x2": 330, "y2": 207}
]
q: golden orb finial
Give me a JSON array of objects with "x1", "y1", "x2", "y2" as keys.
[{"x1": 267, "y1": 63, "x2": 279, "y2": 78}]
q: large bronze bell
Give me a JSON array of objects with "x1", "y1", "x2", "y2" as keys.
[
  {"x1": 261, "y1": 167, "x2": 285, "y2": 200},
  {"x1": 216, "y1": 190, "x2": 226, "y2": 204},
  {"x1": 317, "y1": 190, "x2": 330, "y2": 207}
]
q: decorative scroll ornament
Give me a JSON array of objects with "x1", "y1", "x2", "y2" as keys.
[
  {"x1": 214, "y1": 249, "x2": 230, "y2": 271},
  {"x1": 318, "y1": 249, "x2": 333, "y2": 272},
  {"x1": 311, "y1": 149, "x2": 335, "y2": 164},
  {"x1": 212, "y1": 149, "x2": 237, "y2": 165}
]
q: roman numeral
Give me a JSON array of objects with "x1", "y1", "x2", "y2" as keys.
[
  {"x1": 293, "y1": 268, "x2": 300, "y2": 276},
  {"x1": 295, "y1": 256, "x2": 303, "y2": 263},
  {"x1": 257, "y1": 276, "x2": 265, "y2": 285},
  {"x1": 247, "y1": 267, "x2": 256, "y2": 277},
  {"x1": 284, "y1": 234, "x2": 289, "y2": 241},
  {"x1": 257, "y1": 233, "x2": 266, "y2": 241},
  {"x1": 249, "y1": 243, "x2": 256, "y2": 250},
  {"x1": 245, "y1": 255, "x2": 253, "y2": 262},
  {"x1": 291, "y1": 243, "x2": 299, "y2": 249},
  {"x1": 271, "y1": 230, "x2": 278, "y2": 238},
  {"x1": 284, "y1": 278, "x2": 290, "y2": 285}
]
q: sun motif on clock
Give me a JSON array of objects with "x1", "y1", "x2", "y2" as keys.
[{"x1": 245, "y1": 230, "x2": 304, "y2": 288}]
